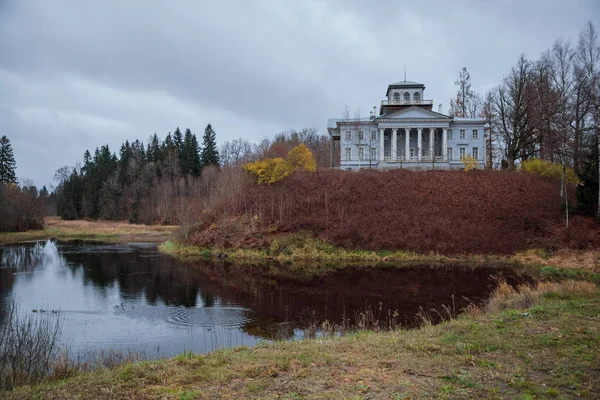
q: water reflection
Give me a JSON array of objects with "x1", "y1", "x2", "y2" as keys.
[{"x1": 0, "y1": 241, "x2": 532, "y2": 358}]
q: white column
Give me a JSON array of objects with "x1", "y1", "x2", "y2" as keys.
[
  {"x1": 442, "y1": 128, "x2": 448, "y2": 161},
  {"x1": 429, "y1": 128, "x2": 434, "y2": 159},
  {"x1": 379, "y1": 128, "x2": 385, "y2": 161},
  {"x1": 391, "y1": 129, "x2": 397, "y2": 161},
  {"x1": 405, "y1": 128, "x2": 410, "y2": 161},
  {"x1": 417, "y1": 128, "x2": 422, "y2": 161}
]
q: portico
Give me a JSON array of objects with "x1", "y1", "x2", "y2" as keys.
[{"x1": 377, "y1": 127, "x2": 449, "y2": 162}]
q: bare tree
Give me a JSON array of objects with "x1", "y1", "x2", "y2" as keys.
[
  {"x1": 449, "y1": 67, "x2": 482, "y2": 118},
  {"x1": 491, "y1": 54, "x2": 537, "y2": 169},
  {"x1": 577, "y1": 21, "x2": 600, "y2": 219}
]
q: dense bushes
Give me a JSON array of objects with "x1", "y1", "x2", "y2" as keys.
[
  {"x1": 0, "y1": 184, "x2": 46, "y2": 232},
  {"x1": 188, "y1": 169, "x2": 599, "y2": 255}
]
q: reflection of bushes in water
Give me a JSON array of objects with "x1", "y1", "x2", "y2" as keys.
[{"x1": 0, "y1": 299, "x2": 61, "y2": 390}]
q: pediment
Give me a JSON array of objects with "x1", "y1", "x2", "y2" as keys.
[{"x1": 380, "y1": 107, "x2": 450, "y2": 120}]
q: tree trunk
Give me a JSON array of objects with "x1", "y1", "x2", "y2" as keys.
[{"x1": 597, "y1": 125, "x2": 600, "y2": 221}]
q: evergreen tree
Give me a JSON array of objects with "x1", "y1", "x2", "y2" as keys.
[
  {"x1": 173, "y1": 127, "x2": 183, "y2": 155},
  {"x1": 180, "y1": 129, "x2": 194, "y2": 175},
  {"x1": 190, "y1": 134, "x2": 201, "y2": 176},
  {"x1": 0, "y1": 135, "x2": 17, "y2": 184},
  {"x1": 200, "y1": 124, "x2": 220, "y2": 168}
]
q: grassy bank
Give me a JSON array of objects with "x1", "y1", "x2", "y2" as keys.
[
  {"x1": 159, "y1": 236, "x2": 600, "y2": 282},
  {"x1": 7, "y1": 280, "x2": 599, "y2": 399},
  {"x1": 0, "y1": 217, "x2": 179, "y2": 245}
]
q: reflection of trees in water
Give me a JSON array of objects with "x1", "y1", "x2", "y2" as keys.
[
  {"x1": 182, "y1": 260, "x2": 532, "y2": 330},
  {"x1": 62, "y1": 251, "x2": 202, "y2": 307},
  {"x1": 2, "y1": 242, "x2": 532, "y2": 340}
]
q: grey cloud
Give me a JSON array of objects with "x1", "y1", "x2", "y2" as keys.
[{"x1": 0, "y1": 0, "x2": 598, "y2": 187}]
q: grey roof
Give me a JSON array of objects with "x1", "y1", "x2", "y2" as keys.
[
  {"x1": 452, "y1": 117, "x2": 486, "y2": 123},
  {"x1": 389, "y1": 80, "x2": 424, "y2": 87}
]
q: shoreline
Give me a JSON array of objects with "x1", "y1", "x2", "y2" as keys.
[{"x1": 0, "y1": 217, "x2": 179, "y2": 245}]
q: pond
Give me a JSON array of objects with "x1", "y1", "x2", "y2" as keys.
[{"x1": 0, "y1": 240, "x2": 532, "y2": 359}]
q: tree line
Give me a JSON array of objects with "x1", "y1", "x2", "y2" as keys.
[
  {"x1": 0, "y1": 135, "x2": 48, "y2": 231},
  {"x1": 54, "y1": 125, "x2": 220, "y2": 223},
  {"x1": 53, "y1": 125, "x2": 333, "y2": 225},
  {"x1": 449, "y1": 21, "x2": 599, "y2": 218}
]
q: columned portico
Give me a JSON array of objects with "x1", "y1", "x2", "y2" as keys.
[
  {"x1": 417, "y1": 128, "x2": 422, "y2": 161},
  {"x1": 379, "y1": 128, "x2": 384, "y2": 162},
  {"x1": 442, "y1": 128, "x2": 448, "y2": 161},
  {"x1": 405, "y1": 128, "x2": 410, "y2": 161},
  {"x1": 429, "y1": 128, "x2": 434, "y2": 158},
  {"x1": 391, "y1": 129, "x2": 397, "y2": 161}
]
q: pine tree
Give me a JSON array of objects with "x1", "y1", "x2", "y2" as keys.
[
  {"x1": 0, "y1": 135, "x2": 17, "y2": 184},
  {"x1": 190, "y1": 134, "x2": 201, "y2": 176},
  {"x1": 173, "y1": 127, "x2": 183, "y2": 156},
  {"x1": 200, "y1": 124, "x2": 220, "y2": 168}
]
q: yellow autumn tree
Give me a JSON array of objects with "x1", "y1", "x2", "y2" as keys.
[
  {"x1": 461, "y1": 155, "x2": 479, "y2": 172},
  {"x1": 287, "y1": 144, "x2": 317, "y2": 172},
  {"x1": 521, "y1": 159, "x2": 578, "y2": 184},
  {"x1": 243, "y1": 144, "x2": 317, "y2": 184}
]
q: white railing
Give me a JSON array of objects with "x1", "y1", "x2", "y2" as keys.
[{"x1": 381, "y1": 99, "x2": 434, "y2": 106}]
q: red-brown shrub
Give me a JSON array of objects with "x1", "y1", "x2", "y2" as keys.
[{"x1": 189, "y1": 169, "x2": 599, "y2": 255}]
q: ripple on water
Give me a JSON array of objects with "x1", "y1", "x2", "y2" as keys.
[{"x1": 167, "y1": 306, "x2": 255, "y2": 328}]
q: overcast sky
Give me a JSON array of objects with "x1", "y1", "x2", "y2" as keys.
[{"x1": 1, "y1": 0, "x2": 598, "y2": 188}]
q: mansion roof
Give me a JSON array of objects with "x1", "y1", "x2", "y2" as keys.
[{"x1": 328, "y1": 107, "x2": 486, "y2": 130}]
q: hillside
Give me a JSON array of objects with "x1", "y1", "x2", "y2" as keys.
[{"x1": 188, "y1": 169, "x2": 600, "y2": 255}]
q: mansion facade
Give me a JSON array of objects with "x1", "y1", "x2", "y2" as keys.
[{"x1": 327, "y1": 81, "x2": 488, "y2": 170}]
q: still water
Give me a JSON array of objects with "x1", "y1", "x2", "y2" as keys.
[{"x1": 0, "y1": 240, "x2": 530, "y2": 359}]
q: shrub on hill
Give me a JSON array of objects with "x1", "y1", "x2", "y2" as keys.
[{"x1": 189, "y1": 169, "x2": 599, "y2": 255}]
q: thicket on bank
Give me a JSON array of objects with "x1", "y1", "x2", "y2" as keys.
[{"x1": 187, "y1": 167, "x2": 600, "y2": 255}]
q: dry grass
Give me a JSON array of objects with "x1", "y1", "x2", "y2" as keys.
[
  {"x1": 512, "y1": 248, "x2": 600, "y2": 273},
  {"x1": 6, "y1": 280, "x2": 599, "y2": 399},
  {"x1": 0, "y1": 217, "x2": 179, "y2": 244},
  {"x1": 485, "y1": 280, "x2": 598, "y2": 313}
]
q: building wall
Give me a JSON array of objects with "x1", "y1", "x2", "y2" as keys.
[
  {"x1": 336, "y1": 121, "x2": 486, "y2": 170},
  {"x1": 446, "y1": 122, "x2": 486, "y2": 165}
]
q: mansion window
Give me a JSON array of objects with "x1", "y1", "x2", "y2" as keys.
[
  {"x1": 472, "y1": 129, "x2": 478, "y2": 139},
  {"x1": 370, "y1": 131, "x2": 377, "y2": 141},
  {"x1": 358, "y1": 131, "x2": 364, "y2": 140},
  {"x1": 370, "y1": 147, "x2": 377, "y2": 160},
  {"x1": 447, "y1": 129, "x2": 453, "y2": 140},
  {"x1": 447, "y1": 147, "x2": 453, "y2": 160},
  {"x1": 345, "y1": 131, "x2": 351, "y2": 141},
  {"x1": 472, "y1": 147, "x2": 479, "y2": 159},
  {"x1": 345, "y1": 147, "x2": 351, "y2": 160},
  {"x1": 403, "y1": 92, "x2": 410, "y2": 101},
  {"x1": 459, "y1": 147, "x2": 466, "y2": 160},
  {"x1": 358, "y1": 146, "x2": 365, "y2": 160},
  {"x1": 414, "y1": 92, "x2": 420, "y2": 101},
  {"x1": 459, "y1": 129, "x2": 465, "y2": 139},
  {"x1": 393, "y1": 92, "x2": 400, "y2": 101}
]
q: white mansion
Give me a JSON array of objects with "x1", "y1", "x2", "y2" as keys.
[{"x1": 327, "y1": 80, "x2": 489, "y2": 170}]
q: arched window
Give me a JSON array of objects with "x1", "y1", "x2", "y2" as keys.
[
  {"x1": 393, "y1": 92, "x2": 400, "y2": 101},
  {"x1": 414, "y1": 92, "x2": 421, "y2": 101},
  {"x1": 403, "y1": 92, "x2": 410, "y2": 101}
]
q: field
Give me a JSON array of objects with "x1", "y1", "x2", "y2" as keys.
[{"x1": 0, "y1": 217, "x2": 178, "y2": 244}]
